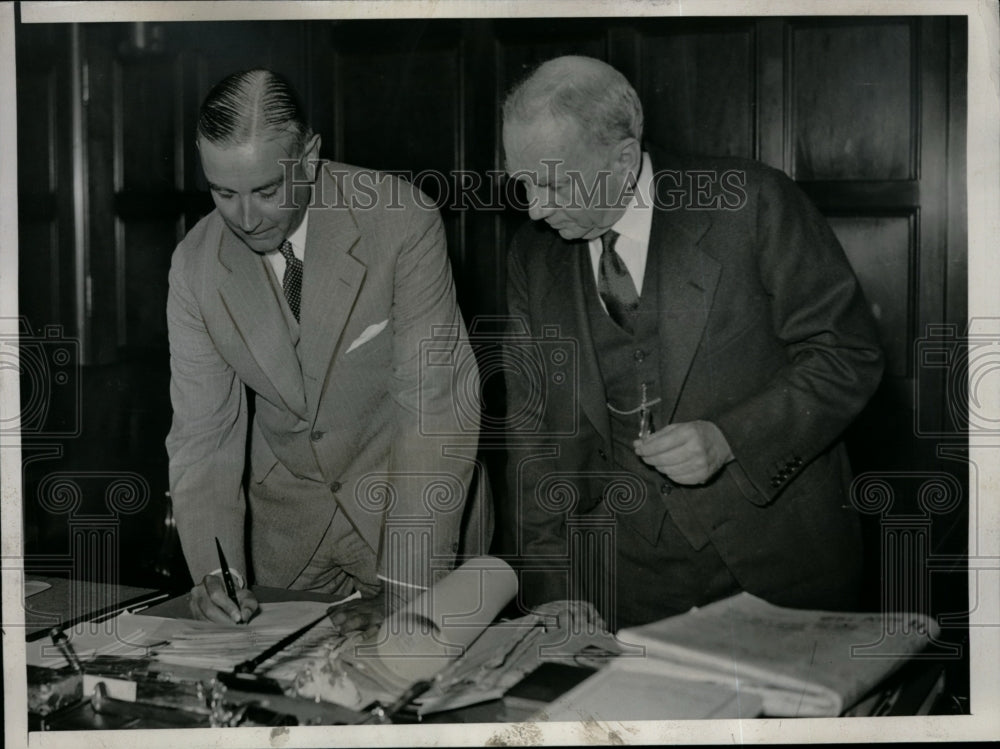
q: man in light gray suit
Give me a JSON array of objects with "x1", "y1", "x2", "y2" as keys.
[{"x1": 166, "y1": 69, "x2": 489, "y2": 628}]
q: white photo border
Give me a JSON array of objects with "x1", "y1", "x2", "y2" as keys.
[{"x1": 2, "y1": 1, "x2": 998, "y2": 746}]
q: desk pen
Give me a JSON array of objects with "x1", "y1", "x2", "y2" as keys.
[
  {"x1": 50, "y1": 627, "x2": 84, "y2": 673},
  {"x1": 215, "y1": 536, "x2": 244, "y2": 624}
]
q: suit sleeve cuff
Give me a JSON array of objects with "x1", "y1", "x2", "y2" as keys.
[
  {"x1": 724, "y1": 460, "x2": 770, "y2": 505},
  {"x1": 377, "y1": 574, "x2": 428, "y2": 592}
]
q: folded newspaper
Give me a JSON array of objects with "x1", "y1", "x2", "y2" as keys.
[{"x1": 612, "y1": 592, "x2": 941, "y2": 717}]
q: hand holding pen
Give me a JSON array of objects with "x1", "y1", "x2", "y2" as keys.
[{"x1": 187, "y1": 537, "x2": 260, "y2": 625}]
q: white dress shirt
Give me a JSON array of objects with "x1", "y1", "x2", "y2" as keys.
[
  {"x1": 267, "y1": 210, "x2": 309, "y2": 279},
  {"x1": 588, "y1": 151, "x2": 655, "y2": 300}
]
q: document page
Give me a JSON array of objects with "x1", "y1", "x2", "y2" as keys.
[{"x1": 616, "y1": 592, "x2": 940, "y2": 716}]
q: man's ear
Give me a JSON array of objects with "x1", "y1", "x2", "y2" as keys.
[
  {"x1": 614, "y1": 137, "x2": 641, "y2": 175},
  {"x1": 301, "y1": 133, "x2": 322, "y2": 180}
]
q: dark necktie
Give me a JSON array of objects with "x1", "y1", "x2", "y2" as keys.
[
  {"x1": 278, "y1": 240, "x2": 303, "y2": 322},
  {"x1": 598, "y1": 230, "x2": 639, "y2": 334}
]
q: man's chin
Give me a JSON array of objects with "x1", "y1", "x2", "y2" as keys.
[
  {"x1": 551, "y1": 224, "x2": 585, "y2": 240},
  {"x1": 237, "y1": 233, "x2": 280, "y2": 254}
]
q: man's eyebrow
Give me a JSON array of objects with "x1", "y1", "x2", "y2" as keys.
[
  {"x1": 505, "y1": 168, "x2": 539, "y2": 185},
  {"x1": 207, "y1": 176, "x2": 284, "y2": 193},
  {"x1": 253, "y1": 177, "x2": 284, "y2": 192}
]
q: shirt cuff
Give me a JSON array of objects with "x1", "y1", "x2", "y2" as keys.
[
  {"x1": 208, "y1": 567, "x2": 245, "y2": 589},
  {"x1": 377, "y1": 574, "x2": 428, "y2": 592}
]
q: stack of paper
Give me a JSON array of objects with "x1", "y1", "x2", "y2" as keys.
[
  {"x1": 148, "y1": 601, "x2": 345, "y2": 680},
  {"x1": 26, "y1": 615, "x2": 172, "y2": 669},
  {"x1": 27, "y1": 600, "x2": 353, "y2": 684},
  {"x1": 541, "y1": 657, "x2": 763, "y2": 721},
  {"x1": 294, "y1": 557, "x2": 524, "y2": 710},
  {"x1": 24, "y1": 580, "x2": 52, "y2": 598},
  {"x1": 613, "y1": 592, "x2": 941, "y2": 717}
]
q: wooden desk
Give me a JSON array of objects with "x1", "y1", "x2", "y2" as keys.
[
  {"x1": 29, "y1": 587, "x2": 963, "y2": 728},
  {"x1": 141, "y1": 585, "x2": 337, "y2": 620},
  {"x1": 23, "y1": 575, "x2": 164, "y2": 640}
]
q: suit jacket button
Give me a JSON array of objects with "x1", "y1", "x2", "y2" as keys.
[
  {"x1": 311, "y1": 430, "x2": 324, "y2": 442},
  {"x1": 660, "y1": 482, "x2": 673, "y2": 496},
  {"x1": 598, "y1": 449, "x2": 608, "y2": 461},
  {"x1": 329, "y1": 481, "x2": 342, "y2": 493}
]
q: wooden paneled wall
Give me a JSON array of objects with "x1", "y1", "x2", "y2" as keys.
[
  {"x1": 16, "y1": 24, "x2": 75, "y2": 341},
  {"x1": 17, "y1": 17, "x2": 968, "y2": 598}
]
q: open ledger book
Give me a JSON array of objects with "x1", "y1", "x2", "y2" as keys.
[{"x1": 603, "y1": 592, "x2": 941, "y2": 717}]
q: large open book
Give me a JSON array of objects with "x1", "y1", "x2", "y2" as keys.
[{"x1": 611, "y1": 592, "x2": 941, "y2": 717}]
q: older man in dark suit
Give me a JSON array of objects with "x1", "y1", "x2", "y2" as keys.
[
  {"x1": 502, "y1": 56, "x2": 883, "y2": 629},
  {"x1": 167, "y1": 69, "x2": 490, "y2": 628}
]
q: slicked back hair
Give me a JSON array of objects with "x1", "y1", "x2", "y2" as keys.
[
  {"x1": 503, "y1": 55, "x2": 643, "y2": 147},
  {"x1": 197, "y1": 69, "x2": 312, "y2": 154}
]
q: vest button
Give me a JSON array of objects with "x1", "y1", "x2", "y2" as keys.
[
  {"x1": 634, "y1": 349, "x2": 646, "y2": 362},
  {"x1": 660, "y1": 482, "x2": 673, "y2": 496},
  {"x1": 329, "y1": 481, "x2": 342, "y2": 493},
  {"x1": 311, "y1": 430, "x2": 324, "y2": 442},
  {"x1": 598, "y1": 449, "x2": 608, "y2": 461}
]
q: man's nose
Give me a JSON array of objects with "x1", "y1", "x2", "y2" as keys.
[
  {"x1": 239, "y1": 196, "x2": 262, "y2": 232},
  {"x1": 526, "y1": 187, "x2": 554, "y2": 221}
]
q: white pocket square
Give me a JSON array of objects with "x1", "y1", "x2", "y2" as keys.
[{"x1": 346, "y1": 319, "x2": 389, "y2": 353}]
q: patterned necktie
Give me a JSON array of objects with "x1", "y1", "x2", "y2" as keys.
[
  {"x1": 598, "y1": 230, "x2": 639, "y2": 334},
  {"x1": 278, "y1": 240, "x2": 303, "y2": 322}
]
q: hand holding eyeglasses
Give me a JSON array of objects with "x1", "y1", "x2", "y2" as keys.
[{"x1": 633, "y1": 420, "x2": 735, "y2": 485}]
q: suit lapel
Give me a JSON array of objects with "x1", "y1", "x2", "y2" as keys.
[
  {"x1": 218, "y1": 231, "x2": 307, "y2": 417},
  {"x1": 649, "y1": 166, "x2": 720, "y2": 422},
  {"x1": 298, "y1": 168, "x2": 366, "y2": 415},
  {"x1": 543, "y1": 236, "x2": 611, "y2": 445}
]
